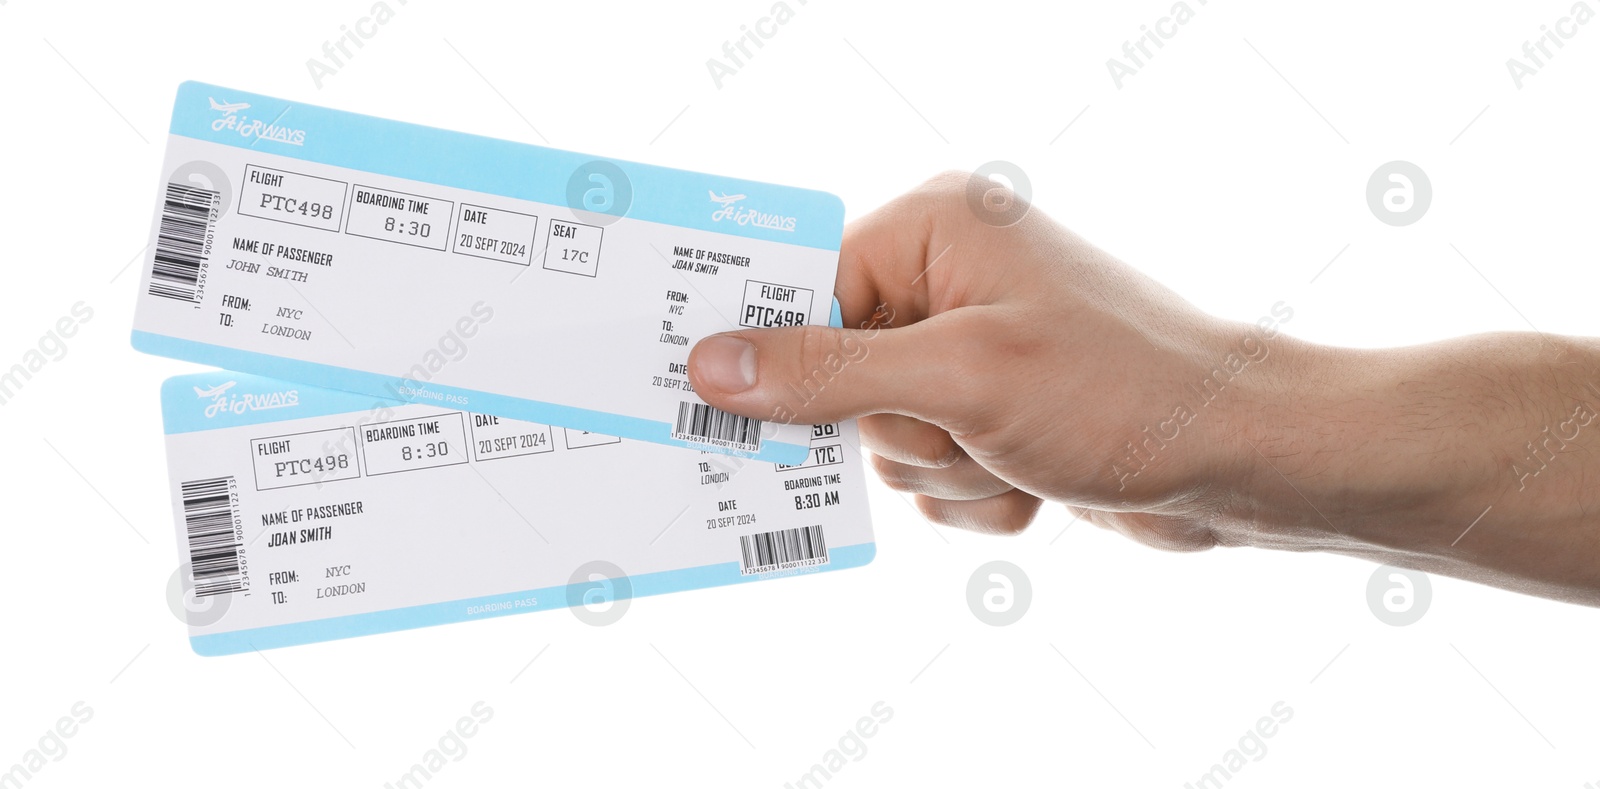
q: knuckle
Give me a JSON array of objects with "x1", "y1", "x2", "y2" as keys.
[
  {"x1": 859, "y1": 415, "x2": 961, "y2": 469},
  {"x1": 925, "y1": 170, "x2": 972, "y2": 195},
  {"x1": 905, "y1": 171, "x2": 973, "y2": 220},
  {"x1": 793, "y1": 324, "x2": 843, "y2": 374},
  {"x1": 970, "y1": 472, "x2": 1018, "y2": 500},
  {"x1": 917, "y1": 431, "x2": 965, "y2": 469},
  {"x1": 912, "y1": 494, "x2": 957, "y2": 527},
  {"x1": 869, "y1": 454, "x2": 916, "y2": 493},
  {"x1": 996, "y1": 494, "x2": 1043, "y2": 534},
  {"x1": 775, "y1": 325, "x2": 848, "y2": 411}
]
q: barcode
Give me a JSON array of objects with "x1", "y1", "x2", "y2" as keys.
[
  {"x1": 674, "y1": 401, "x2": 762, "y2": 452},
  {"x1": 181, "y1": 476, "x2": 244, "y2": 597},
  {"x1": 146, "y1": 181, "x2": 219, "y2": 303},
  {"x1": 739, "y1": 525, "x2": 828, "y2": 575}
]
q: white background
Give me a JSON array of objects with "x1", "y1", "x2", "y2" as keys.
[{"x1": 2, "y1": 1, "x2": 1597, "y2": 786}]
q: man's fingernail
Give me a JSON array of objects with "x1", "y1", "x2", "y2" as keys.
[{"x1": 695, "y1": 335, "x2": 757, "y2": 393}]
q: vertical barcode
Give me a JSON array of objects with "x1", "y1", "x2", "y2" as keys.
[
  {"x1": 674, "y1": 401, "x2": 762, "y2": 451},
  {"x1": 181, "y1": 476, "x2": 244, "y2": 597},
  {"x1": 739, "y1": 525, "x2": 828, "y2": 574},
  {"x1": 147, "y1": 182, "x2": 219, "y2": 304}
]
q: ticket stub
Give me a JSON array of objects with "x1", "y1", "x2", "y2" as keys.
[
  {"x1": 132, "y1": 82, "x2": 846, "y2": 464},
  {"x1": 162, "y1": 371, "x2": 874, "y2": 655}
]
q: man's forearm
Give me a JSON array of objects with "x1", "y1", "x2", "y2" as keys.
[
  {"x1": 687, "y1": 175, "x2": 1597, "y2": 604},
  {"x1": 1230, "y1": 332, "x2": 1600, "y2": 604}
]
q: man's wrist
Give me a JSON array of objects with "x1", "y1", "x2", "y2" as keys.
[
  {"x1": 1219, "y1": 335, "x2": 1488, "y2": 552},
  {"x1": 1225, "y1": 332, "x2": 1600, "y2": 571}
]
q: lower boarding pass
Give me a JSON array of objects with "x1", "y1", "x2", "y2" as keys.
[
  {"x1": 163, "y1": 371, "x2": 874, "y2": 655},
  {"x1": 133, "y1": 81, "x2": 847, "y2": 465}
]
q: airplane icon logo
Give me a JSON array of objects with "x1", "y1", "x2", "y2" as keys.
[
  {"x1": 194, "y1": 381, "x2": 237, "y2": 399},
  {"x1": 709, "y1": 191, "x2": 746, "y2": 206},
  {"x1": 209, "y1": 97, "x2": 250, "y2": 115}
]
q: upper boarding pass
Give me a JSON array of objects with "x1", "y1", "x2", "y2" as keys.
[
  {"x1": 163, "y1": 370, "x2": 874, "y2": 655},
  {"x1": 132, "y1": 82, "x2": 846, "y2": 465}
]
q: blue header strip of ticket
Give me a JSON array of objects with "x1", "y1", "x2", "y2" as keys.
[
  {"x1": 162, "y1": 371, "x2": 385, "y2": 434},
  {"x1": 169, "y1": 82, "x2": 845, "y2": 251}
]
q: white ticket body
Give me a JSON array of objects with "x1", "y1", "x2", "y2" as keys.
[
  {"x1": 132, "y1": 82, "x2": 846, "y2": 464},
  {"x1": 162, "y1": 371, "x2": 874, "y2": 655}
]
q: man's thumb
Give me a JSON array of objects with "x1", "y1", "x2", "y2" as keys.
[{"x1": 688, "y1": 323, "x2": 944, "y2": 426}]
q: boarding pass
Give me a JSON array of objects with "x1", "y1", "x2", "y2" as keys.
[
  {"x1": 132, "y1": 82, "x2": 846, "y2": 464},
  {"x1": 162, "y1": 370, "x2": 874, "y2": 655}
]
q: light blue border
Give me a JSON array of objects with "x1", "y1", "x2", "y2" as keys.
[
  {"x1": 171, "y1": 81, "x2": 845, "y2": 251},
  {"x1": 163, "y1": 370, "x2": 387, "y2": 432},
  {"x1": 140, "y1": 330, "x2": 809, "y2": 464},
  {"x1": 190, "y1": 543, "x2": 875, "y2": 656}
]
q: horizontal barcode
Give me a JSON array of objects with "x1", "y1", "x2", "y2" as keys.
[
  {"x1": 147, "y1": 181, "x2": 219, "y2": 304},
  {"x1": 674, "y1": 401, "x2": 762, "y2": 452},
  {"x1": 739, "y1": 525, "x2": 828, "y2": 575},
  {"x1": 181, "y1": 476, "x2": 244, "y2": 598}
]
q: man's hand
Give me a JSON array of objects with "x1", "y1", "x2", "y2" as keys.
[
  {"x1": 689, "y1": 171, "x2": 1283, "y2": 545},
  {"x1": 688, "y1": 172, "x2": 1600, "y2": 605}
]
